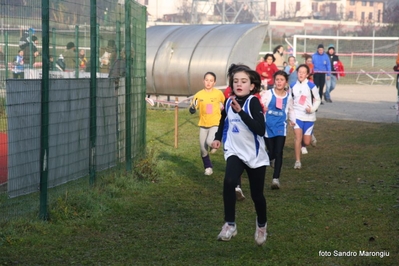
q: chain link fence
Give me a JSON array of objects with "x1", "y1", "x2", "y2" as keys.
[{"x1": 0, "y1": 0, "x2": 146, "y2": 221}]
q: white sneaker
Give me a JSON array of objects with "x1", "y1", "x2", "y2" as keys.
[
  {"x1": 210, "y1": 148, "x2": 218, "y2": 154},
  {"x1": 254, "y1": 221, "x2": 267, "y2": 246},
  {"x1": 311, "y1": 134, "x2": 317, "y2": 147},
  {"x1": 301, "y1": 147, "x2": 308, "y2": 154},
  {"x1": 204, "y1": 167, "x2": 213, "y2": 175},
  {"x1": 270, "y1": 159, "x2": 275, "y2": 168},
  {"x1": 235, "y1": 186, "x2": 246, "y2": 201},
  {"x1": 217, "y1": 223, "x2": 237, "y2": 241},
  {"x1": 271, "y1": 178, "x2": 280, "y2": 190},
  {"x1": 294, "y1": 161, "x2": 301, "y2": 169}
]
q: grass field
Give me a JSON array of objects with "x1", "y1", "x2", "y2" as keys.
[{"x1": 0, "y1": 108, "x2": 398, "y2": 265}]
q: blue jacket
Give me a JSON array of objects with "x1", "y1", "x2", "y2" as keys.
[{"x1": 312, "y1": 51, "x2": 331, "y2": 76}]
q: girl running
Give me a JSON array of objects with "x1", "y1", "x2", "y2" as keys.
[
  {"x1": 291, "y1": 64, "x2": 321, "y2": 169},
  {"x1": 189, "y1": 72, "x2": 225, "y2": 176},
  {"x1": 212, "y1": 67, "x2": 269, "y2": 246},
  {"x1": 261, "y1": 70, "x2": 295, "y2": 189}
]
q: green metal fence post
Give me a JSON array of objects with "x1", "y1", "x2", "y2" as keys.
[
  {"x1": 96, "y1": 24, "x2": 99, "y2": 74},
  {"x1": 4, "y1": 32, "x2": 8, "y2": 79},
  {"x1": 116, "y1": 21, "x2": 121, "y2": 60},
  {"x1": 75, "y1": 25, "x2": 79, "y2": 78},
  {"x1": 40, "y1": 0, "x2": 50, "y2": 220},
  {"x1": 29, "y1": 30, "x2": 33, "y2": 69},
  {"x1": 125, "y1": 0, "x2": 132, "y2": 171},
  {"x1": 52, "y1": 28, "x2": 56, "y2": 71},
  {"x1": 89, "y1": 0, "x2": 97, "y2": 185}
]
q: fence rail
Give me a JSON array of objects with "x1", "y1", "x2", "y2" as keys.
[{"x1": 0, "y1": 0, "x2": 147, "y2": 221}]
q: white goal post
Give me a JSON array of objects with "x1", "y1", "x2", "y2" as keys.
[{"x1": 292, "y1": 35, "x2": 399, "y2": 55}]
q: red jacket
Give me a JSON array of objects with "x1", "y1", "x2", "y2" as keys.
[{"x1": 256, "y1": 62, "x2": 278, "y2": 85}]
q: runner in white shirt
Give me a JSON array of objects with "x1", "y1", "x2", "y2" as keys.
[{"x1": 291, "y1": 64, "x2": 321, "y2": 169}]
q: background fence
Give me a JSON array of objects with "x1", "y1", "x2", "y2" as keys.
[{"x1": 0, "y1": 0, "x2": 147, "y2": 221}]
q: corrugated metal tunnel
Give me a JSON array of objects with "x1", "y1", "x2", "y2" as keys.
[{"x1": 146, "y1": 23, "x2": 268, "y2": 96}]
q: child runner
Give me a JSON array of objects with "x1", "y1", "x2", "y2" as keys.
[
  {"x1": 291, "y1": 64, "x2": 321, "y2": 169},
  {"x1": 261, "y1": 70, "x2": 295, "y2": 189},
  {"x1": 256, "y1": 53, "x2": 279, "y2": 90},
  {"x1": 224, "y1": 64, "x2": 252, "y2": 200},
  {"x1": 189, "y1": 72, "x2": 225, "y2": 176},
  {"x1": 302, "y1": 54, "x2": 314, "y2": 82},
  {"x1": 284, "y1": 56, "x2": 298, "y2": 85},
  {"x1": 212, "y1": 67, "x2": 269, "y2": 246}
]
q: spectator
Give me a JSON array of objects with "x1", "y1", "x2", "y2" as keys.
[
  {"x1": 324, "y1": 44, "x2": 340, "y2": 103},
  {"x1": 312, "y1": 44, "x2": 331, "y2": 104},
  {"x1": 13, "y1": 50, "x2": 24, "y2": 79},
  {"x1": 99, "y1": 40, "x2": 117, "y2": 74},
  {"x1": 78, "y1": 49, "x2": 87, "y2": 71},
  {"x1": 64, "y1": 42, "x2": 76, "y2": 71},
  {"x1": 286, "y1": 45, "x2": 293, "y2": 57},
  {"x1": 273, "y1": 45, "x2": 285, "y2": 70},
  {"x1": 22, "y1": 35, "x2": 39, "y2": 68}
]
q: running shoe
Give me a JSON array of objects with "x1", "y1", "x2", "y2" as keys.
[
  {"x1": 254, "y1": 221, "x2": 267, "y2": 246},
  {"x1": 235, "y1": 186, "x2": 246, "y2": 201},
  {"x1": 217, "y1": 223, "x2": 237, "y2": 241},
  {"x1": 271, "y1": 178, "x2": 280, "y2": 190},
  {"x1": 204, "y1": 167, "x2": 213, "y2": 176},
  {"x1": 311, "y1": 134, "x2": 317, "y2": 147},
  {"x1": 294, "y1": 161, "x2": 302, "y2": 169},
  {"x1": 301, "y1": 147, "x2": 308, "y2": 154}
]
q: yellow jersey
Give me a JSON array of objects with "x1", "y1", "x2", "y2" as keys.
[{"x1": 192, "y1": 88, "x2": 225, "y2": 127}]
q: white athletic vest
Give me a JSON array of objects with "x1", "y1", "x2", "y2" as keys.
[{"x1": 223, "y1": 96, "x2": 269, "y2": 168}]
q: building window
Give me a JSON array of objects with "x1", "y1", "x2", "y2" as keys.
[
  {"x1": 348, "y1": 11, "x2": 354, "y2": 19},
  {"x1": 296, "y1": 2, "x2": 301, "y2": 12},
  {"x1": 270, "y1": 2, "x2": 276, "y2": 17},
  {"x1": 350, "y1": 0, "x2": 355, "y2": 5},
  {"x1": 368, "y1": 12, "x2": 372, "y2": 20},
  {"x1": 361, "y1": 12, "x2": 365, "y2": 20},
  {"x1": 145, "y1": 0, "x2": 148, "y2": 5},
  {"x1": 377, "y1": 10, "x2": 381, "y2": 22},
  {"x1": 362, "y1": 1, "x2": 366, "y2": 6},
  {"x1": 369, "y1": 1, "x2": 373, "y2": 7}
]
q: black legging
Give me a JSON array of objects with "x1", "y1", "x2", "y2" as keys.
[
  {"x1": 265, "y1": 136, "x2": 286, "y2": 179},
  {"x1": 313, "y1": 73, "x2": 326, "y2": 100},
  {"x1": 223, "y1": 155, "x2": 267, "y2": 225}
]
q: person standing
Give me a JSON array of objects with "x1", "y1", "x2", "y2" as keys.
[
  {"x1": 261, "y1": 71, "x2": 295, "y2": 189},
  {"x1": 13, "y1": 50, "x2": 24, "y2": 79},
  {"x1": 99, "y1": 40, "x2": 117, "y2": 74},
  {"x1": 291, "y1": 64, "x2": 321, "y2": 169},
  {"x1": 325, "y1": 44, "x2": 340, "y2": 103},
  {"x1": 189, "y1": 72, "x2": 225, "y2": 176},
  {"x1": 212, "y1": 67, "x2": 269, "y2": 246},
  {"x1": 78, "y1": 49, "x2": 87, "y2": 71},
  {"x1": 273, "y1": 45, "x2": 285, "y2": 70},
  {"x1": 312, "y1": 44, "x2": 331, "y2": 104},
  {"x1": 22, "y1": 35, "x2": 39, "y2": 69},
  {"x1": 64, "y1": 42, "x2": 76, "y2": 71},
  {"x1": 256, "y1": 53, "x2": 278, "y2": 90}
]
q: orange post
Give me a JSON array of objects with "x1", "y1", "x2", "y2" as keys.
[{"x1": 174, "y1": 97, "x2": 178, "y2": 148}]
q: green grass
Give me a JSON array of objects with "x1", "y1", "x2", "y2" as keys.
[{"x1": 0, "y1": 109, "x2": 398, "y2": 265}]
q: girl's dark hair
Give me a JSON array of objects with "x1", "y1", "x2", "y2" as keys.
[
  {"x1": 296, "y1": 64, "x2": 310, "y2": 74},
  {"x1": 274, "y1": 70, "x2": 288, "y2": 81},
  {"x1": 227, "y1": 63, "x2": 250, "y2": 78},
  {"x1": 273, "y1": 45, "x2": 283, "y2": 54},
  {"x1": 204, "y1": 71, "x2": 216, "y2": 81},
  {"x1": 229, "y1": 67, "x2": 261, "y2": 95},
  {"x1": 263, "y1": 53, "x2": 275, "y2": 62}
]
